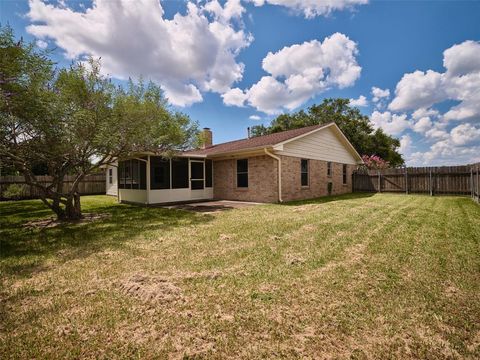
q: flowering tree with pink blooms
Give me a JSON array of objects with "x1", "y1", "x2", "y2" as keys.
[{"x1": 361, "y1": 155, "x2": 390, "y2": 170}]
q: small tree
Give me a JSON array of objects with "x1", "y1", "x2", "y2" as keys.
[
  {"x1": 0, "y1": 26, "x2": 198, "y2": 220},
  {"x1": 361, "y1": 155, "x2": 390, "y2": 170}
]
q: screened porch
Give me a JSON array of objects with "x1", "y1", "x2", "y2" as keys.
[{"x1": 117, "y1": 155, "x2": 213, "y2": 205}]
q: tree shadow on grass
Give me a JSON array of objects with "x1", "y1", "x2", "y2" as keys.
[
  {"x1": 282, "y1": 192, "x2": 376, "y2": 206},
  {"x1": 0, "y1": 199, "x2": 213, "y2": 277}
]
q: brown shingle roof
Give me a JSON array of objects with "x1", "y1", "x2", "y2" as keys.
[{"x1": 184, "y1": 123, "x2": 333, "y2": 156}]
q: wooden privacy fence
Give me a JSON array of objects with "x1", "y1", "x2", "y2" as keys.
[
  {"x1": 353, "y1": 164, "x2": 480, "y2": 203},
  {"x1": 0, "y1": 174, "x2": 106, "y2": 200}
]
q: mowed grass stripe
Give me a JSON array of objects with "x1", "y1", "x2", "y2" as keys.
[{"x1": 0, "y1": 194, "x2": 479, "y2": 359}]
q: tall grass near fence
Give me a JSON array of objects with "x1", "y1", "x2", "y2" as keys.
[
  {"x1": 353, "y1": 163, "x2": 480, "y2": 203},
  {"x1": 0, "y1": 174, "x2": 106, "y2": 200}
]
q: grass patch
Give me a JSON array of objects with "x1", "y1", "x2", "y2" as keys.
[{"x1": 1, "y1": 194, "x2": 479, "y2": 358}]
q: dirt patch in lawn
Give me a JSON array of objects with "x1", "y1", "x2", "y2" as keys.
[
  {"x1": 23, "y1": 213, "x2": 110, "y2": 229},
  {"x1": 117, "y1": 274, "x2": 183, "y2": 304}
]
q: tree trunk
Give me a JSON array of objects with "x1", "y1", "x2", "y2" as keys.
[{"x1": 64, "y1": 192, "x2": 82, "y2": 220}]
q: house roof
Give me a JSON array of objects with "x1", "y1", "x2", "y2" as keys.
[{"x1": 184, "y1": 123, "x2": 336, "y2": 156}]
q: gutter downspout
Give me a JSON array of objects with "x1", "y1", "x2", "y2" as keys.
[{"x1": 264, "y1": 148, "x2": 283, "y2": 203}]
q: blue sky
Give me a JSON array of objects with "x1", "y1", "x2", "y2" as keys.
[{"x1": 1, "y1": 0, "x2": 480, "y2": 165}]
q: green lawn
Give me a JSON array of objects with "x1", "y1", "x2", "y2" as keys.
[{"x1": 1, "y1": 194, "x2": 479, "y2": 359}]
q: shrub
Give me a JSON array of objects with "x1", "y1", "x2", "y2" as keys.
[{"x1": 3, "y1": 184, "x2": 25, "y2": 200}]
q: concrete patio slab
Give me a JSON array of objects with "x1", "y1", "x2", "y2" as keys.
[{"x1": 162, "y1": 200, "x2": 262, "y2": 212}]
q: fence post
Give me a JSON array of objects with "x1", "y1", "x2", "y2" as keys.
[
  {"x1": 471, "y1": 167, "x2": 474, "y2": 199},
  {"x1": 477, "y1": 164, "x2": 480, "y2": 203},
  {"x1": 405, "y1": 167, "x2": 408, "y2": 194},
  {"x1": 378, "y1": 171, "x2": 381, "y2": 193},
  {"x1": 430, "y1": 168, "x2": 433, "y2": 196}
]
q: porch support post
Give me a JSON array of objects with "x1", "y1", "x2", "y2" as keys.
[{"x1": 146, "y1": 155, "x2": 151, "y2": 205}]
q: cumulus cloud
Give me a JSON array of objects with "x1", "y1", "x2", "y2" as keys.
[
  {"x1": 349, "y1": 95, "x2": 368, "y2": 107},
  {"x1": 370, "y1": 111, "x2": 411, "y2": 136},
  {"x1": 399, "y1": 134, "x2": 413, "y2": 156},
  {"x1": 382, "y1": 40, "x2": 480, "y2": 166},
  {"x1": 450, "y1": 123, "x2": 480, "y2": 146},
  {"x1": 26, "y1": 0, "x2": 252, "y2": 107},
  {"x1": 36, "y1": 39, "x2": 48, "y2": 49},
  {"x1": 443, "y1": 40, "x2": 480, "y2": 77},
  {"x1": 412, "y1": 116, "x2": 433, "y2": 134},
  {"x1": 224, "y1": 33, "x2": 361, "y2": 114},
  {"x1": 248, "y1": 0, "x2": 368, "y2": 19},
  {"x1": 389, "y1": 40, "x2": 480, "y2": 121},
  {"x1": 371, "y1": 87, "x2": 390, "y2": 102},
  {"x1": 249, "y1": 115, "x2": 261, "y2": 120},
  {"x1": 222, "y1": 87, "x2": 247, "y2": 107}
]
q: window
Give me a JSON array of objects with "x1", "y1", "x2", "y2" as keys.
[
  {"x1": 190, "y1": 161, "x2": 204, "y2": 190},
  {"x1": 327, "y1": 162, "x2": 332, "y2": 177},
  {"x1": 172, "y1": 158, "x2": 189, "y2": 189},
  {"x1": 342, "y1": 164, "x2": 348, "y2": 185},
  {"x1": 109, "y1": 168, "x2": 113, "y2": 184},
  {"x1": 118, "y1": 159, "x2": 146, "y2": 189},
  {"x1": 150, "y1": 157, "x2": 170, "y2": 189},
  {"x1": 237, "y1": 159, "x2": 248, "y2": 188},
  {"x1": 205, "y1": 159, "x2": 213, "y2": 188},
  {"x1": 301, "y1": 159, "x2": 309, "y2": 187}
]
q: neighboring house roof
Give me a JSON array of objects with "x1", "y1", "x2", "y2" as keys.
[{"x1": 184, "y1": 122, "x2": 363, "y2": 162}]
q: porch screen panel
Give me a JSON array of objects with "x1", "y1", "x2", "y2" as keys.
[
  {"x1": 172, "y1": 158, "x2": 189, "y2": 188},
  {"x1": 139, "y1": 160, "x2": 147, "y2": 190},
  {"x1": 118, "y1": 159, "x2": 146, "y2": 189},
  {"x1": 118, "y1": 161, "x2": 125, "y2": 189},
  {"x1": 124, "y1": 160, "x2": 132, "y2": 189},
  {"x1": 190, "y1": 161, "x2": 204, "y2": 190},
  {"x1": 205, "y1": 159, "x2": 213, "y2": 188},
  {"x1": 150, "y1": 157, "x2": 170, "y2": 189},
  {"x1": 131, "y1": 160, "x2": 139, "y2": 189}
]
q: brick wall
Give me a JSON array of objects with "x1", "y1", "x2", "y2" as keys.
[
  {"x1": 213, "y1": 154, "x2": 356, "y2": 203},
  {"x1": 213, "y1": 155, "x2": 278, "y2": 202},
  {"x1": 280, "y1": 155, "x2": 356, "y2": 202}
]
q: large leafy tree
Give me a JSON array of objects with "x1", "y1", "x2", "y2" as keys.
[
  {"x1": 0, "y1": 26, "x2": 198, "y2": 220},
  {"x1": 251, "y1": 98, "x2": 404, "y2": 167}
]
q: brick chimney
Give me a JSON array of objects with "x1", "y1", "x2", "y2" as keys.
[{"x1": 200, "y1": 127, "x2": 212, "y2": 149}]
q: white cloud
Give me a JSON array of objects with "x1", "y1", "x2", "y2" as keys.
[
  {"x1": 443, "y1": 40, "x2": 480, "y2": 77},
  {"x1": 412, "y1": 116, "x2": 433, "y2": 134},
  {"x1": 204, "y1": 0, "x2": 245, "y2": 22},
  {"x1": 248, "y1": 0, "x2": 368, "y2": 19},
  {"x1": 412, "y1": 107, "x2": 439, "y2": 120},
  {"x1": 388, "y1": 70, "x2": 445, "y2": 111},
  {"x1": 450, "y1": 123, "x2": 480, "y2": 146},
  {"x1": 424, "y1": 121, "x2": 449, "y2": 140},
  {"x1": 27, "y1": 0, "x2": 252, "y2": 107},
  {"x1": 371, "y1": 86, "x2": 390, "y2": 102},
  {"x1": 222, "y1": 87, "x2": 247, "y2": 107},
  {"x1": 249, "y1": 115, "x2": 261, "y2": 120},
  {"x1": 404, "y1": 122, "x2": 480, "y2": 166},
  {"x1": 389, "y1": 40, "x2": 480, "y2": 121},
  {"x1": 399, "y1": 134, "x2": 412, "y2": 156},
  {"x1": 409, "y1": 139, "x2": 480, "y2": 166},
  {"x1": 225, "y1": 33, "x2": 361, "y2": 114},
  {"x1": 349, "y1": 95, "x2": 368, "y2": 107},
  {"x1": 370, "y1": 111, "x2": 412, "y2": 136},
  {"x1": 36, "y1": 39, "x2": 48, "y2": 49}
]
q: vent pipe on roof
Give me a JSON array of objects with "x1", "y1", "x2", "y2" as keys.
[
  {"x1": 200, "y1": 128, "x2": 212, "y2": 149},
  {"x1": 247, "y1": 127, "x2": 251, "y2": 139}
]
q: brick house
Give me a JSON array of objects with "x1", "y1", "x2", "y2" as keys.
[{"x1": 106, "y1": 122, "x2": 363, "y2": 204}]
